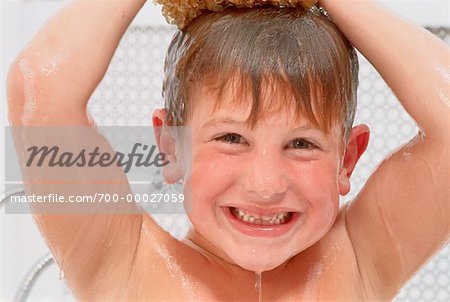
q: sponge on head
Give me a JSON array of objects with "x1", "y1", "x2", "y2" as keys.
[{"x1": 155, "y1": 0, "x2": 318, "y2": 29}]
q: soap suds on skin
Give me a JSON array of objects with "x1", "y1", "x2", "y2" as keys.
[
  {"x1": 433, "y1": 63, "x2": 450, "y2": 108},
  {"x1": 16, "y1": 55, "x2": 63, "y2": 124},
  {"x1": 18, "y1": 58, "x2": 37, "y2": 124},
  {"x1": 301, "y1": 262, "x2": 324, "y2": 301},
  {"x1": 39, "y1": 55, "x2": 63, "y2": 76},
  {"x1": 433, "y1": 63, "x2": 450, "y2": 84},
  {"x1": 307, "y1": 262, "x2": 324, "y2": 283},
  {"x1": 142, "y1": 222, "x2": 200, "y2": 300},
  {"x1": 436, "y1": 87, "x2": 450, "y2": 108},
  {"x1": 156, "y1": 244, "x2": 199, "y2": 300}
]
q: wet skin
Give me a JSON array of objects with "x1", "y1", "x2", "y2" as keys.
[
  {"x1": 127, "y1": 204, "x2": 367, "y2": 301},
  {"x1": 6, "y1": 0, "x2": 449, "y2": 300},
  {"x1": 130, "y1": 85, "x2": 372, "y2": 301}
]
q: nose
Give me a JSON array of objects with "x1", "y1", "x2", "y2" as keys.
[{"x1": 243, "y1": 148, "x2": 288, "y2": 202}]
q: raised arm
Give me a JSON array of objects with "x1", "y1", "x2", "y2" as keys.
[
  {"x1": 7, "y1": 0, "x2": 145, "y2": 126},
  {"x1": 319, "y1": 0, "x2": 450, "y2": 299},
  {"x1": 6, "y1": 0, "x2": 157, "y2": 299}
]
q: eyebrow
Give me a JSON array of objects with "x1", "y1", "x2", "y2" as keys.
[
  {"x1": 201, "y1": 118, "x2": 246, "y2": 129},
  {"x1": 201, "y1": 117, "x2": 319, "y2": 132}
]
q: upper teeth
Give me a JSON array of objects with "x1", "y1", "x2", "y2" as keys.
[{"x1": 233, "y1": 208, "x2": 289, "y2": 225}]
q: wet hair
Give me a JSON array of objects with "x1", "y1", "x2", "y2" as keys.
[{"x1": 163, "y1": 6, "x2": 359, "y2": 142}]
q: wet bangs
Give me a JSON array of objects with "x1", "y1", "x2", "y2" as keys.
[
  {"x1": 165, "y1": 6, "x2": 358, "y2": 138},
  {"x1": 200, "y1": 69, "x2": 323, "y2": 131}
]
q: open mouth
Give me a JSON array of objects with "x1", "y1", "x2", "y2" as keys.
[
  {"x1": 230, "y1": 207, "x2": 294, "y2": 226},
  {"x1": 223, "y1": 206, "x2": 301, "y2": 238}
]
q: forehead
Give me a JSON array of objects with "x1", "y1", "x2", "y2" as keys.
[{"x1": 190, "y1": 75, "x2": 319, "y2": 128}]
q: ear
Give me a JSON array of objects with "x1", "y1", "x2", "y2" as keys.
[
  {"x1": 152, "y1": 109, "x2": 183, "y2": 184},
  {"x1": 338, "y1": 124, "x2": 370, "y2": 196}
]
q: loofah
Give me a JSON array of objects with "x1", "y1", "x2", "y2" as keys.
[{"x1": 154, "y1": 0, "x2": 318, "y2": 29}]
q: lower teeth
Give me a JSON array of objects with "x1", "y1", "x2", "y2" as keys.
[{"x1": 231, "y1": 208, "x2": 291, "y2": 225}]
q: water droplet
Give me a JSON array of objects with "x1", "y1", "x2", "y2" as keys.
[
  {"x1": 402, "y1": 152, "x2": 412, "y2": 161},
  {"x1": 255, "y1": 272, "x2": 263, "y2": 302},
  {"x1": 59, "y1": 268, "x2": 67, "y2": 284},
  {"x1": 167, "y1": 255, "x2": 176, "y2": 274}
]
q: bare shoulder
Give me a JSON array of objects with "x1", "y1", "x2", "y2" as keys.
[
  {"x1": 344, "y1": 135, "x2": 450, "y2": 299},
  {"x1": 125, "y1": 213, "x2": 212, "y2": 300},
  {"x1": 279, "y1": 204, "x2": 380, "y2": 301}
]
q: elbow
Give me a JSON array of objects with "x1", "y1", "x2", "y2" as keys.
[{"x1": 7, "y1": 52, "x2": 92, "y2": 126}]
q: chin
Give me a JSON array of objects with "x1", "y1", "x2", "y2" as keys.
[
  {"x1": 226, "y1": 245, "x2": 294, "y2": 273},
  {"x1": 238, "y1": 259, "x2": 286, "y2": 273}
]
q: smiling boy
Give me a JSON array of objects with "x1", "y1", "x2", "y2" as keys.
[
  {"x1": 6, "y1": 0, "x2": 450, "y2": 301},
  {"x1": 154, "y1": 5, "x2": 367, "y2": 277}
]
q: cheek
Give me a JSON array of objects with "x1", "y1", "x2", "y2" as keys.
[
  {"x1": 284, "y1": 161, "x2": 340, "y2": 247},
  {"x1": 186, "y1": 149, "x2": 237, "y2": 222},
  {"x1": 190, "y1": 147, "x2": 242, "y2": 191},
  {"x1": 291, "y1": 160, "x2": 340, "y2": 214}
]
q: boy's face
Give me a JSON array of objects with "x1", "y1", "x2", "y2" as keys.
[{"x1": 169, "y1": 83, "x2": 352, "y2": 273}]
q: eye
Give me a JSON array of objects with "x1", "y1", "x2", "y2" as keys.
[
  {"x1": 286, "y1": 138, "x2": 318, "y2": 150},
  {"x1": 215, "y1": 133, "x2": 246, "y2": 145}
]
